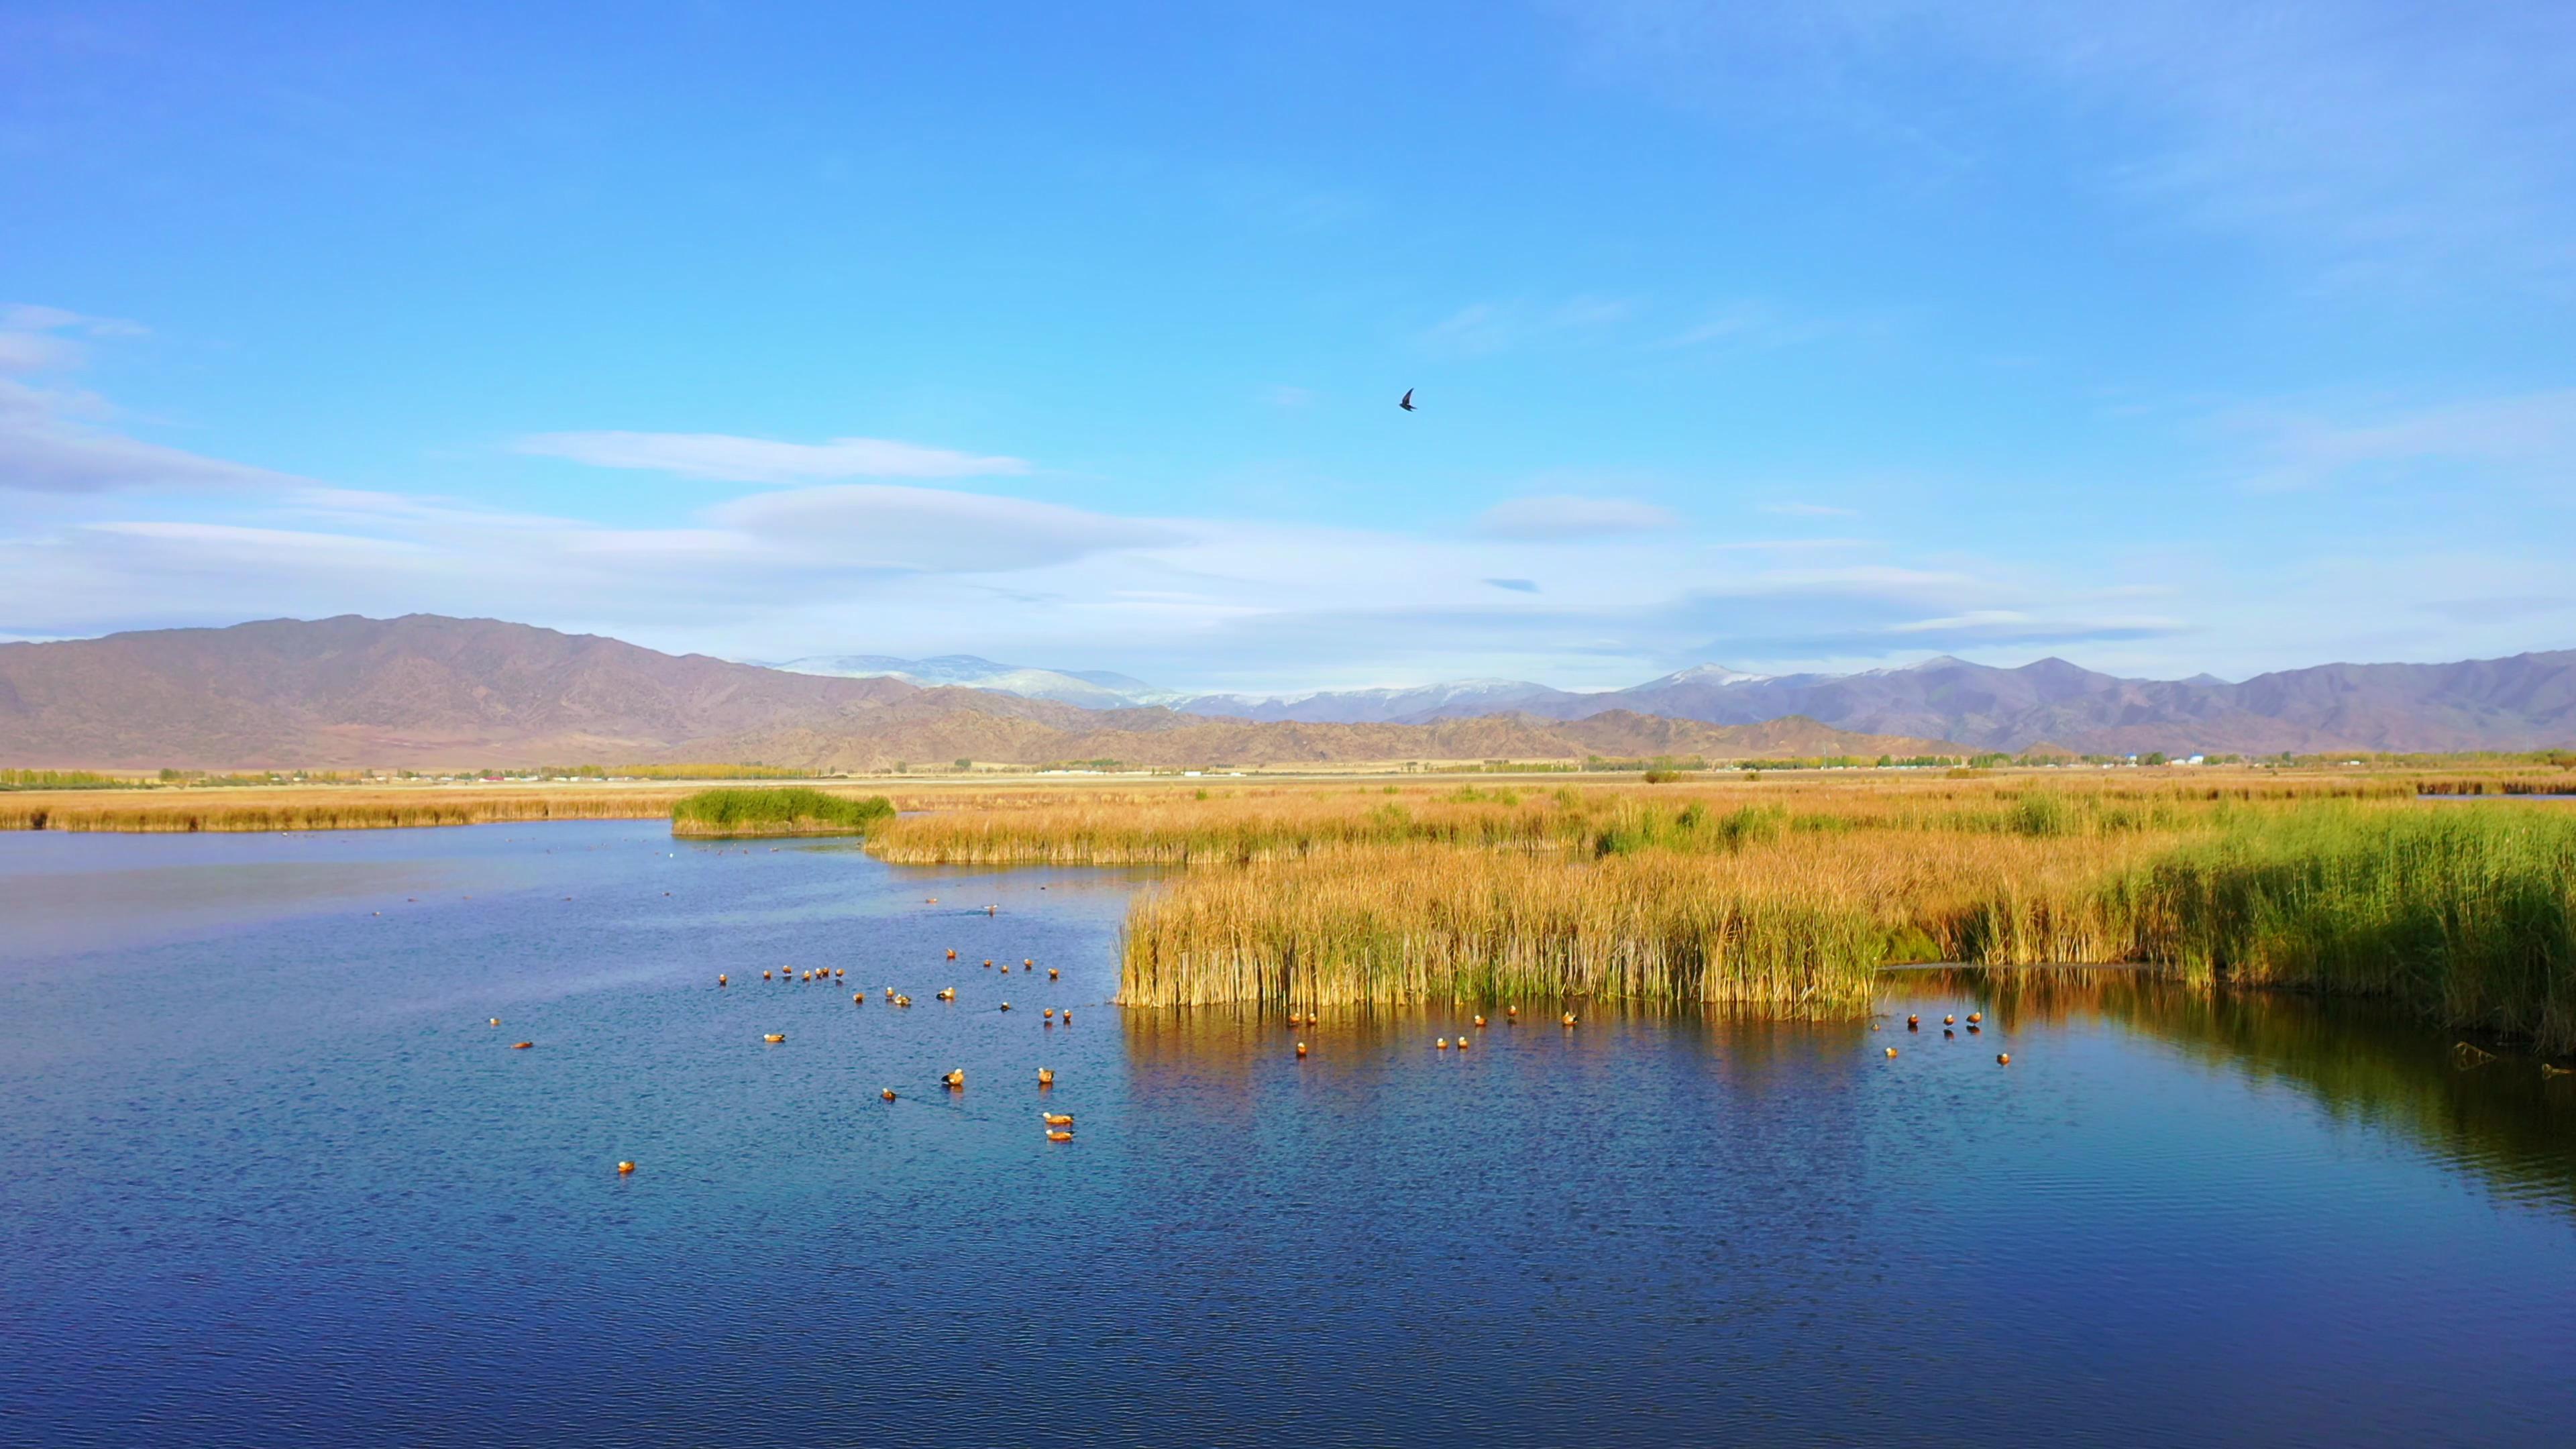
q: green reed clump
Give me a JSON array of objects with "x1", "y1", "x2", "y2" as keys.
[
  {"x1": 2131, "y1": 805, "x2": 2576, "y2": 1050},
  {"x1": 1593, "y1": 800, "x2": 1793, "y2": 855},
  {"x1": 671, "y1": 787, "x2": 894, "y2": 837}
]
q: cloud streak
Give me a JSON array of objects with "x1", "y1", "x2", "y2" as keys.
[
  {"x1": 0, "y1": 380, "x2": 289, "y2": 494},
  {"x1": 516, "y1": 430, "x2": 1030, "y2": 484},
  {"x1": 1474, "y1": 495, "x2": 1679, "y2": 540},
  {"x1": 2227, "y1": 388, "x2": 2576, "y2": 492}
]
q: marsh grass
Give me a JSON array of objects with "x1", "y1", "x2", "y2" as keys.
[
  {"x1": 670, "y1": 787, "x2": 895, "y2": 837},
  {"x1": 2132, "y1": 805, "x2": 2576, "y2": 1047}
]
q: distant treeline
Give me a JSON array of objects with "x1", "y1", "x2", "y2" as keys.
[
  {"x1": 553, "y1": 763, "x2": 814, "y2": 780},
  {"x1": 0, "y1": 769, "x2": 127, "y2": 790},
  {"x1": 2, "y1": 763, "x2": 826, "y2": 788}
]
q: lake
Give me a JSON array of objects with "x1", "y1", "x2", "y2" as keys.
[{"x1": 3, "y1": 822, "x2": 2573, "y2": 1447}]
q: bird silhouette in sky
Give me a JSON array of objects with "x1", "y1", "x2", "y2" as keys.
[{"x1": 1399, "y1": 388, "x2": 1415, "y2": 411}]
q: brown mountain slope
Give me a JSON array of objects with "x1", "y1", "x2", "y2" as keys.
[
  {"x1": 0, "y1": 614, "x2": 949, "y2": 766},
  {"x1": 0, "y1": 615, "x2": 1964, "y2": 769}
]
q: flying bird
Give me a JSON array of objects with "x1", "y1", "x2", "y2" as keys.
[{"x1": 1398, "y1": 388, "x2": 1415, "y2": 411}]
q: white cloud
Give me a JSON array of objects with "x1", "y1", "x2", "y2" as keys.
[
  {"x1": 1474, "y1": 494, "x2": 1680, "y2": 539},
  {"x1": 515, "y1": 430, "x2": 1030, "y2": 484}
]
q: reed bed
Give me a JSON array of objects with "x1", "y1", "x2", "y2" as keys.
[
  {"x1": 863, "y1": 791, "x2": 1577, "y2": 864},
  {"x1": 1094, "y1": 785, "x2": 2576, "y2": 1050},
  {"x1": 1120, "y1": 846, "x2": 1888, "y2": 1013},
  {"x1": 1117, "y1": 828, "x2": 2173, "y2": 1010},
  {"x1": 0, "y1": 787, "x2": 693, "y2": 833},
  {"x1": 670, "y1": 787, "x2": 894, "y2": 836},
  {"x1": 861, "y1": 773, "x2": 2445, "y2": 867},
  {"x1": 2415, "y1": 776, "x2": 2576, "y2": 796}
]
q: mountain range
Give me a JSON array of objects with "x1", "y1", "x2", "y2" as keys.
[
  {"x1": 5, "y1": 616, "x2": 2569, "y2": 769},
  {"x1": 783, "y1": 650, "x2": 2576, "y2": 755},
  {"x1": 0, "y1": 616, "x2": 1955, "y2": 770}
]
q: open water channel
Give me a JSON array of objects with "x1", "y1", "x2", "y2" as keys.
[{"x1": 3, "y1": 822, "x2": 2571, "y2": 1446}]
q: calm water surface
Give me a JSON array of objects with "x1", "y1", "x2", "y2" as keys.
[{"x1": 3, "y1": 822, "x2": 2573, "y2": 1447}]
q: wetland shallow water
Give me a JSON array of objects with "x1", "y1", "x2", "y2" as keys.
[{"x1": 3, "y1": 822, "x2": 2573, "y2": 1447}]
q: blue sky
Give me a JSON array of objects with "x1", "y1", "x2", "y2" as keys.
[{"x1": 3, "y1": 0, "x2": 2571, "y2": 692}]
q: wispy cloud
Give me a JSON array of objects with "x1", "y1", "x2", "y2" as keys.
[
  {"x1": 1759, "y1": 501, "x2": 1860, "y2": 517},
  {"x1": 1550, "y1": 294, "x2": 1635, "y2": 327},
  {"x1": 1556, "y1": 1, "x2": 2576, "y2": 288},
  {"x1": 1661, "y1": 299, "x2": 1879, "y2": 351},
  {"x1": 3, "y1": 304, "x2": 147, "y2": 337},
  {"x1": 0, "y1": 307, "x2": 286, "y2": 494},
  {"x1": 708, "y1": 485, "x2": 1178, "y2": 572},
  {"x1": 1483, "y1": 577, "x2": 1542, "y2": 593},
  {"x1": 0, "y1": 302, "x2": 149, "y2": 377},
  {"x1": 1419, "y1": 303, "x2": 1518, "y2": 358},
  {"x1": 1419, "y1": 295, "x2": 1642, "y2": 358},
  {"x1": 516, "y1": 430, "x2": 1029, "y2": 484},
  {"x1": 1474, "y1": 494, "x2": 1679, "y2": 539},
  {"x1": 0, "y1": 332, "x2": 84, "y2": 374},
  {"x1": 2225, "y1": 387, "x2": 2576, "y2": 492},
  {"x1": 0, "y1": 380, "x2": 286, "y2": 494}
]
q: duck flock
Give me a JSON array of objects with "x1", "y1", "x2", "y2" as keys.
[
  {"x1": 489, "y1": 885, "x2": 2019, "y2": 1177},
  {"x1": 492, "y1": 896, "x2": 1085, "y2": 1175}
]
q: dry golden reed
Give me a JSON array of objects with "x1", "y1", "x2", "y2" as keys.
[{"x1": 1118, "y1": 845, "x2": 1890, "y2": 1014}]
